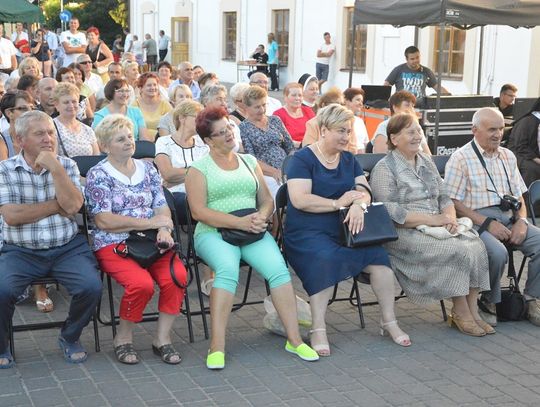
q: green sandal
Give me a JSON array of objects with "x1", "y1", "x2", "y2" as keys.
[
  {"x1": 114, "y1": 343, "x2": 139, "y2": 365},
  {"x1": 285, "y1": 341, "x2": 319, "y2": 362},
  {"x1": 206, "y1": 350, "x2": 225, "y2": 370},
  {"x1": 152, "y1": 344, "x2": 182, "y2": 365}
]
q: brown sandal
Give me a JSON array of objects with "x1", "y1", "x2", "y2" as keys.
[
  {"x1": 152, "y1": 344, "x2": 181, "y2": 365},
  {"x1": 114, "y1": 343, "x2": 139, "y2": 365}
]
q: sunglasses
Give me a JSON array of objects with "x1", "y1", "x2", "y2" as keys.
[
  {"x1": 79, "y1": 61, "x2": 92, "y2": 65},
  {"x1": 9, "y1": 105, "x2": 34, "y2": 113}
]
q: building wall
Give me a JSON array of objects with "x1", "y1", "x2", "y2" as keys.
[{"x1": 129, "y1": 0, "x2": 540, "y2": 97}]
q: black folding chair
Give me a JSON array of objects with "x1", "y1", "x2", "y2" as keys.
[
  {"x1": 134, "y1": 140, "x2": 156, "y2": 159},
  {"x1": 431, "y1": 155, "x2": 450, "y2": 178},
  {"x1": 355, "y1": 153, "x2": 386, "y2": 178}
]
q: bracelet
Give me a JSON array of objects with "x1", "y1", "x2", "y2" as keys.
[
  {"x1": 478, "y1": 217, "x2": 495, "y2": 235},
  {"x1": 158, "y1": 226, "x2": 172, "y2": 234},
  {"x1": 332, "y1": 200, "x2": 337, "y2": 211},
  {"x1": 354, "y1": 183, "x2": 373, "y2": 203}
]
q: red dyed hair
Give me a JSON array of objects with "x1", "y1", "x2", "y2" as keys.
[
  {"x1": 86, "y1": 26, "x2": 100, "y2": 36},
  {"x1": 136, "y1": 72, "x2": 159, "y2": 88},
  {"x1": 195, "y1": 107, "x2": 229, "y2": 139}
]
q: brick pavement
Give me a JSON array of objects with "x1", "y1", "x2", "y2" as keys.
[{"x1": 2, "y1": 260, "x2": 540, "y2": 407}]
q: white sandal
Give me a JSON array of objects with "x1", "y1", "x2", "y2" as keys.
[
  {"x1": 36, "y1": 297, "x2": 54, "y2": 313},
  {"x1": 201, "y1": 278, "x2": 214, "y2": 297},
  {"x1": 380, "y1": 320, "x2": 411, "y2": 347},
  {"x1": 309, "y1": 328, "x2": 330, "y2": 357}
]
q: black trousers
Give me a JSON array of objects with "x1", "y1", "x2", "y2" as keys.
[
  {"x1": 159, "y1": 49, "x2": 168, "y2": 62},
  {"x1": 269, "y1": 64, "x2": 279, "y2": 91}
]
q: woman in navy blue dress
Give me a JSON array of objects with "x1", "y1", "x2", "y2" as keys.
[{"x1": 285, "y1": 104, "x2": 411, "y2": 356}]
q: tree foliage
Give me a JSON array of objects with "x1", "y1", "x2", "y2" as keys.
[{"x1": 41, "y1": 0, "x2": 127, "y2": 46}]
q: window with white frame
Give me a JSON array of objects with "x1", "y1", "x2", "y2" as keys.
[{"x1": 272, "y1": 9, "x2": 289, "y2": 66}]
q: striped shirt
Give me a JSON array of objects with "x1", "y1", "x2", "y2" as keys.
[
  {"x1": 444, "y1": 139, "x2": 527, "y2": 210},
  {"x1": 0, "y1": 153, "x2": 81, "y2": 249}
]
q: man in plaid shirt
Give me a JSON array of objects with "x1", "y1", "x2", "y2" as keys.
[
  {"x1": 445, "y1": 107, "x2": 540, "y2": 327},
  {"x1": 0, "y1": 111, "x2": 102, "y2": 369}
]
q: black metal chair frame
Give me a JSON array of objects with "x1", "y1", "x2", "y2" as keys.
[
  {"x1": 506, "y1": 179, "x2": 540, "y2": 286},
  {"x1": 73, "y1": 155, "x2": 200, "y2": 343},
  {"x1": 8, "y1": 205, "x2": 101, "y2": 359}
]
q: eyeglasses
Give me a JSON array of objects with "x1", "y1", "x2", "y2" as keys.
[
  {"x1": 114, "y1": 88, "x2": 131, "y2": 94},
  {"x1": 9, "y1": 105, "x2": 34, "y2": 113},
  {"x1": 251, "y1": 80, "x2": 269, "y2": 85},
  {"x1": 504, "y1": 92, "x2": 516, "y2": 98},
  {"x1": 79, "y1": 61, "x2": 92, "y2": 65},
  {"x1": 210, "y1": 124, "x2": 232, "y2": 138}
]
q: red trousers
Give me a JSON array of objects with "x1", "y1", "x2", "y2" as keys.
[{"x1": 95, "y1": 245, "x2": 187, "y2": 322}]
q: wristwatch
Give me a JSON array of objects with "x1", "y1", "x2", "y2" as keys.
[
  {"x1": 518, "y1": 217, "x2": 530, "y2": 226},
  {"x1": 355, "y1": 202, "x2": 368, "y2": 212}
]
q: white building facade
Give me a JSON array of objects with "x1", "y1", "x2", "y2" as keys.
[{"x1": 129, "y1": 0, "x2": 540, "y2": 97}]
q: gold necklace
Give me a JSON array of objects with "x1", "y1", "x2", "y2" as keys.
[{"x1": 315, "y1": 142, "x2": 339, "y2": 164}]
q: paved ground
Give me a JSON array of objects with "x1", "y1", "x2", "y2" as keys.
[{"x1": 3, "y1": 257, "x2": 540, "y2": 407}]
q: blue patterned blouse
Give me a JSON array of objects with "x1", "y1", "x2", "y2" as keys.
[{"x1": 85, "y1": 158, "x2": 167, "y2": 251}]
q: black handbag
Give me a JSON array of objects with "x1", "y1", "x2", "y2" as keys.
[
  {"x1": 114, "y1": 229, "x2": 163, "y2": 269},
  {"x1": 496, "y1": 276, "x2": 527, "y2": 321},
  {"x1": 114, "y1": 230, "x2": 188, "y2": 288},
  {"x1": 218, "y1": 208, "x2": 266, "y2": 246},
  {"x1": 339, "y1": 203, "x2": 398, "y2": 248}
]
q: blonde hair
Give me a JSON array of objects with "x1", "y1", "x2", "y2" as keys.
[
  {"x1": 172, "y1": 100, "x2": 203, "y2": 131},
  {"x1": 94, "y1": 114, "x2": 134, "y2": 147},
  {"x1": 52, "y1": 82, "x2": 79, "y2": 102},
  {"x1": 19, "y1": 57, "x2": 42, "y2": 77},
  {"x1": 122, "y1": 60, "x2": 139, "y2": 73},
  {"x1": 243, "y1": 86, "x2": 267, "y2": 107},
  {"x1": 169, "y1": 84, "x2": 192, "y2": 103},
  {"x1": 316, "y1": 103, "x2": 354, "y2": 130}
]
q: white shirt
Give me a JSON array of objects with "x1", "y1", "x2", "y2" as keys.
[
  {"x1": 132, "y1": 40, "x2": 143, "y2": 56},
  {"x1": 85, "y1": 72, "x2": 104, "y2": 94},
  {"x1": 60, "y1": 30, "x2": 87, "y2": 67},
  {"x1": 353, "y1": 116, "x2": 369, "y2": 151},
  {"x1": 316, "y1": 42, "x2": 335, "y2": 65},
  {"x1": 158, "y1": 35, "x2": 170, "y2": 50},
  {"x1": 124, "y1": 34, "x2": 133, "y2": 53},
  {"x1": 155, "y1": 135, "x2": 209, "y2": 193},
  {"x1": 0, "y1": 38, "x2": 17, "y2": 69},
  {"x1": 266, "y1": 96, "x2": 282, "y2": 115},
  {"x1": 10, "y1": 31, "x2": 29, "y2": 58}
]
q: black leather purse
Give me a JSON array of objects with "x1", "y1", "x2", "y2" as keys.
[
  {"x1": 496, "y1": 276, "x2": 527, "y2": 321},
  {"x1": 114, "y1": 229, "x2": 163, "y2": 269},
  {"x1": 114, "y1": 230, "x2": 188, "y2": 288},
  {"x1": 219, "y1": 208, "x2": 266, "y2": 246},
  {"x1": 339, "y1": 203, "x2": 398, "y2": 248}
]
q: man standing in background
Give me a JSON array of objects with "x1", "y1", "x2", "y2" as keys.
[
  {"x1": 60, "y1": 17, "x2": 87, "y2": 67},
  {"x1": 316, "y1": 32, "x2": 335, "y2": 90},
  {"x1": 142, "y1": 34, "x2": 158, "y2": 71},
  {"x1": 158, "y1": 30, "x2": 170, "y2": 62}
]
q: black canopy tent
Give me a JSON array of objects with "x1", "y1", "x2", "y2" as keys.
[
  {"x1": 351, "y1": 0, "x2": 540, "y2": 150},
  {"x1": 0, "y1": 0, "x2": 43, "y2": 24}
]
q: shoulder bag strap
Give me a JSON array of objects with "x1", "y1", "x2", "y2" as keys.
[
  {"x1": 237, "y1": 153, "x2": 259, "y2": 191},
  {"x1": 53, "y1": 120, "x2": 70, "y2": 158},
  {"x1": 471, "y1": 140, "x2": 514, "y2": 196}
]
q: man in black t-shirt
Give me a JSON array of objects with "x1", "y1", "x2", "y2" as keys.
[
  {"x1": 247, "y1": 44, "x2": 268, "y2": 78},
  {"x1": 493, "y1": 83, "x2": 517, "y2": 120}
]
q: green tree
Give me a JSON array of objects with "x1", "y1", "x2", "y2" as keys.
[{"x1": 41, "y1": 0, "x2": 127, "y2": 45}]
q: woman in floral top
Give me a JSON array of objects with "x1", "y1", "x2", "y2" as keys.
[
  {"x1": 85, "y1": 114, "x2": 186, "y2": 366},
  {"x1": 239, "y1": 86, "x2": 294, "y2": 198}
]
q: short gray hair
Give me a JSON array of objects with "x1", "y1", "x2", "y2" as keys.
[
  {"x1": 229, "y1": 82, "x2": 250, "y2": 107},
  {"x1": 200, "y1": 84, "x2": 227, "y2": 106},
  {"x1": 15, "y1": 110, "x2": 53, "y2": 138},
  {"x1": 472, "y1": 107, "x2": 502, "y2": 128}
]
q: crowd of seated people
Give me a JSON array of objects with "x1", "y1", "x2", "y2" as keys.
[{"x1": 2, "y1": 26, "x2": 540, "y2": 373}]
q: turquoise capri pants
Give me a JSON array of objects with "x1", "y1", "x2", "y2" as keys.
[{"x1": 194, "y1": 231, "x2": 291, "y2": 294}]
